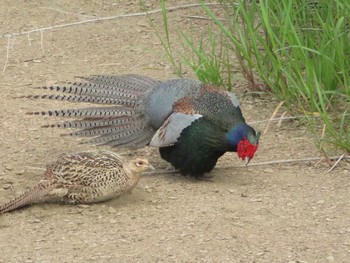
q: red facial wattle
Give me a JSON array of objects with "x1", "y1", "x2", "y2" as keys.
[{"x1": 237, "y1": 138, "x2": 258, "y2": 161}]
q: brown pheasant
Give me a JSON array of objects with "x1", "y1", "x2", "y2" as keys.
[{"x1": 0, "y1": 150, "x2": 154, "y2": 213}]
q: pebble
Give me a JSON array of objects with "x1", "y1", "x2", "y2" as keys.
[
  {"x1": 144, "y1": 185, "x2": 152, "y2": 193},
  {"x1": 15, "y1": 169, "x2": 25, "y2": 175},
  {"x1": 3, "y1": 183, "x2": 12, "y2": 189},
  {"x1": 4, "y1": 165, "x2": 13, "y2": 171},
  {"x1": 179, "y1": 232, "x2": 190, "y2": 238},
  {"x1": 110, "y1": 219, "x2": 117, "y2": 224},
  {"x1": 137, "y1": 20, "x2": 149, "y2": 28},
  {"x1": 327, "y1": 255, "x2": 335, "y2": 261},
  {"x1": 77, "y1": 204, "x2": 90, "y2": 208},
  {"x1": 250, "y1": 197, "x2": 263, "y2": 202},
  {"x1": 263, "y1": 168, "x2": 274, "y2": 173},
  {"x1": 108, "y1": 206, "x2": 117, "y2": 214},
  {"x1": 316, "y1": 200, "x2": 325, "y2": 205}
]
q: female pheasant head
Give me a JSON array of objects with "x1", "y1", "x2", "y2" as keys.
[
  {"x1": 127, "y1": 158, "x2": 155, "y2": 175},
  {"x1": 227, "y1": 124, "x2": 260, "y2": 165}
]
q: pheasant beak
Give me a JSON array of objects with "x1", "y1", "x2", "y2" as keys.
[
  {"x1": 245, "y1": 157, "x2": 251, "y2": 166},
  {"x1": 147, "y1": 164, "x2": 155, "y2": 172}
]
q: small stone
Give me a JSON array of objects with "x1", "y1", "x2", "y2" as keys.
[
  {"x1": 108, "y1": 206, "x2": 117, "y2": 214},
  {"x1": 144, "y1": 185, "x2": 152, "y2": 193},
  {"x1": 180, "y1": 232, "x2": 189, "y2": 237},
  {"x1": 15, "y1": 169, "x2": 25, "y2": 175},
  {"x1": 250, "y1": 198, "x2": 263, "y2": 202},
  {"x1": 110, "y1": 219, "x2": 117, "y2": 224},
  {"x1": 4, "y1": 165, "x2": 13, "y2": 171},
  {"x1": 77, "y1": 204, "x2": 90, "y2": 208},
  {"x1": 316, "y1": 200, "x2": 325, "y2": 205},
  {"x1": 338, "y1": 229, "x2": 345, "y2": 234},
  {"x1": 327, "y1": 255, "x2": 334, "y2": 261},
  {"x1": 3, "y1": 183, "x2": 12, "y2": 189},
  {"x1": 137, "y1": 21, "x2": 149, "y2": 28}
]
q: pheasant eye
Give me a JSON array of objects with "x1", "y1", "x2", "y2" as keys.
[{"x1": 136, "y1": 160, "x2": 145, "y2": 166}]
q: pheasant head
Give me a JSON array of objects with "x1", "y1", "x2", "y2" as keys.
[
  {"x1": 127, "y1": 158, "x2": 155, "y2": 176},
  {"x1": 227, "y1": 124, "x2": 260, "y2": 165}
]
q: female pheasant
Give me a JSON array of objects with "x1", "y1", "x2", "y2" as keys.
[
  {"x1": 0, "y1": 151, "x2": 153, "y2": 213},
  {"x1": 26, "y1": 74, "x2": 260, "y2": 178}
]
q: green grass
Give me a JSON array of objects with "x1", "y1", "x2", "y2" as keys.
[{"x1": 154, "y1": 0, "x2": 350, "y2": 154}]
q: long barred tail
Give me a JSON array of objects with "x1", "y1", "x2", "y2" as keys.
[
  {"x1": 23, "y1": 74, "x2": 160, "y2": 149},
  {"x1": 0, "y1": 181, "x2": 55, "y2": 214}
]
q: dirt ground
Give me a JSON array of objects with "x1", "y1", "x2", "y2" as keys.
[{"x1": 0, "y1": 1, "x2": 349, "y2": 262}]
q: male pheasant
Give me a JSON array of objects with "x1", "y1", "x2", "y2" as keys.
[
  {"x1": 0, "y1": 151, "x2": 153, "y2": 213},
  {"x1": 26, "y1": 74, "x2": 260, "y2": 178}
]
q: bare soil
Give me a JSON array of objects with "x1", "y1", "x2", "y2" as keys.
[{"x1": 0, "y1": 1, "x2": 349, "y2": 262}]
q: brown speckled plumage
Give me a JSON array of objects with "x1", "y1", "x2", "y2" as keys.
[{"x1": 0, "y1": 151, "x2": 153, "y2": 213}]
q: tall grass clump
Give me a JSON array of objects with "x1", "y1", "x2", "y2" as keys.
[{"x1": 156, "y1": 0, "x2": 350, "y2": 154}]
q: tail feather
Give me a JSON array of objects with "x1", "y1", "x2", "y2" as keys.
[
  {"x1": 69, "y1": 122, "x2": 139, "y2": 137},
  {"x1": 107, "y1": 129, "x2": 154, "y2": 148},
  {"x1": 34, "y1": 83, "x2": 141, "y2": 99},
  {"x1": 86, "y1": 126, "x2": 143, "y2": 145},
  {"x1": 27, "y1": 106, "x2": 134, "y2": 118},
  {"x1": 81, "y1": 74, "x2": 161, "y2": 92},
  {"x1": 24, "y1": 74, "x2": 161, "y2": 149},
  {"x1": 22, "y1": 94, "x2": 136, "y2": 107},
  {"x1": 0, "y1": 181, "x2": 55, "y2": 214},
  {"x1": 44, "y1": 116, "x2": 135, "y2": 129}
]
